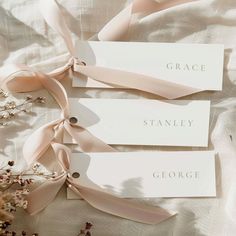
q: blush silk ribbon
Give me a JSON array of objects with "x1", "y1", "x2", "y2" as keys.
[
  {"x1": 15, "y1": 66, "x2": 175, "y2": 224},
  {"x1": 0, "y1": 0, "x2": 200, "y2": 224},
  {"x1": 1, "y1": 64, "x2": 175, "y2": 224},
  {"x1": 0, "y1": 62, "x2": 177, "y2": 224},
  {"x1": 26, "y1": 142, "x2": 176, "y2": 224},
  {"x1": 1, "y1": 0, "x2": 201, "y2": 99},
  {"x1": 98, "y1": 0, "x2": 198, "y2": 41}
]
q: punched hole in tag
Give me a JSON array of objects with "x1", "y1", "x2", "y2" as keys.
[
  {"x1": 69, "y1": 116, "x2": 78, "y2": 124},
  {"x1": 74, "y1": 58, "x2": 86, "y2": 66},
  {"x1": 72, "y1": 172, "x2": 80, "y2": 178}
]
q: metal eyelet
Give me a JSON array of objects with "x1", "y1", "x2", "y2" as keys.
[
  {"x1": 72, "y1": 172, "x2": 80, "y2": 178},
  {"x1": 69, "y1": 116, "x2": 78, "y2": 124}
]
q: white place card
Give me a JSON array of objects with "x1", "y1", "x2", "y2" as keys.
[
  {"x1": 68, "y1": 151, "x2": 216, "y2": 198},
  {"x1": 64, "y1": 99, "x2": 210, "y2": 147},
  {"x1": 73, "y1": 41, "x2": 224, "y2": 90}
]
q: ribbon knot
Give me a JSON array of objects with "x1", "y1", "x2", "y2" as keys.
[
  {"x1": 26, "y1": 142, "x2": 175, "y2": 224},
  {"x1": 0, "y1": 0, "x2": 200, "y2": 225},
  {"x1": 73, "y1": 57, "x2": 86, "y2": 66}
]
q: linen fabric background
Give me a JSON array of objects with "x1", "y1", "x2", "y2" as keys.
[{"x1": 1, "y1": 0, "x2": 236, "y2": 235}]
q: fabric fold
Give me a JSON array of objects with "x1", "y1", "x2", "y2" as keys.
[{"x1": 98, "y1": 0, "x2": 198, "y2": 41}]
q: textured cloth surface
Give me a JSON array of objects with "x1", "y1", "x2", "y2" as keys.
[{"x1": 1, "y1": 0, "x2": 236, "y2": 235}]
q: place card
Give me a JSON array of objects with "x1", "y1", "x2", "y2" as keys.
[
  {"x1": 72, "y1": 41, "x2": 224, "y2": 90},
  {"x1": 64, "y1": 99, "x2": 210, "y2": 147},
  {"x1": 68, "y1": 151, "x2": 216, "y2": 199}
]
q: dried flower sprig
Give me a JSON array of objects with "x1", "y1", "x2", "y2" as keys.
[
  {"x1": 78, "y1": 222, "x2": 93, "y2": 236},
  {"x1": 0, "y1": 229, "x2": 39, "y2": 236},
  {"x1": 0, "y1": 161, "x2": 54, "y2": 236},
  {"x1": 0, "y1": 90, "x2": 94, "y2": 235},
  {"x1": 0, "y1": 162, "x2": 95, "y2": 235},
  {"x1": 0, "y1": 92, "x2": 46, "y2": 127},
  {"x1": 0, "y1": 90, "x2": 8, "y2": 99},
  {"x1": 0, "y1": 162, "x2": 56, "y2": 192}
]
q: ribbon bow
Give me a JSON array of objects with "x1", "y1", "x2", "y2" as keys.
[
  {"x1": 0, "y1": 0, "x2": 199, "y2": 225},
  {"x1": 1, "y1": 0, "x2": 200, "y2": 99},
  {"x1": 1, "y1": 64, "x2": 175, "y2": 224},
  {"x1": 26, "y1": 142, "x2": 175, "y2": 224}
]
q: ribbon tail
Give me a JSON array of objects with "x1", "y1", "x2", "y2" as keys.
[
  {"x1": 74, "y1": 65, "x2": 202, "y2": 99},
  {"x1": 0, "y1": 64, "x2": 43, "y2": 92},
  {"x1": 26, "y1": 174, "x2": 66, "y2": 215},
  {"x1": 27, "y1": 142, "x2": 71, "y2": 215},
  {"x1": 0, "y1": 63, "x2": 72, "y2": 93},
  {"x1": 98, "y1": 0, "x2": 198, "y2": 41},
  {"x1": 68, "y1": 182, "x2": 176, "y2": 225},
  {"x1": 39, "y1": 0, "x2": 76, "y2": 57},
  {"x1": 23, "y1": 119, "x2": 62, "y2": 166},
  {"x1": 64, "y1": 121, "x2": 114, "y2": 152}
]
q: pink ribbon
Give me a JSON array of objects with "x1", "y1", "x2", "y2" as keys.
[
  {"x1": 0, "y1": 0, "x2": 200, "y2": 224},
  {"x1": 98, "y1": 0, "x2": 198, "y2": 41},
  {"x1": 26, "y1": 142, "x2": 175, "y2": 224},
  {"x1": 1, "y1": 0, "x2": 202, "y2": 99},
  {"x1": 0, "y1": 64, "x2": 175, "y2": 224}
]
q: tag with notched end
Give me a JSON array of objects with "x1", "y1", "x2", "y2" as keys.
[
  {"x1": 67, "y1": 151, "x2": 216, "y2": 199},
  {"x1": 72, "y1": 41, "x2": 224, "y2": 91},
  {"x1": 64, "y1": 99, "x2": 210, "y2": 147}
]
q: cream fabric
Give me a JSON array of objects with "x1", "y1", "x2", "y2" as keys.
[{"x1": 1, "y1": 0, "x2": 236, "y2": 235}]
